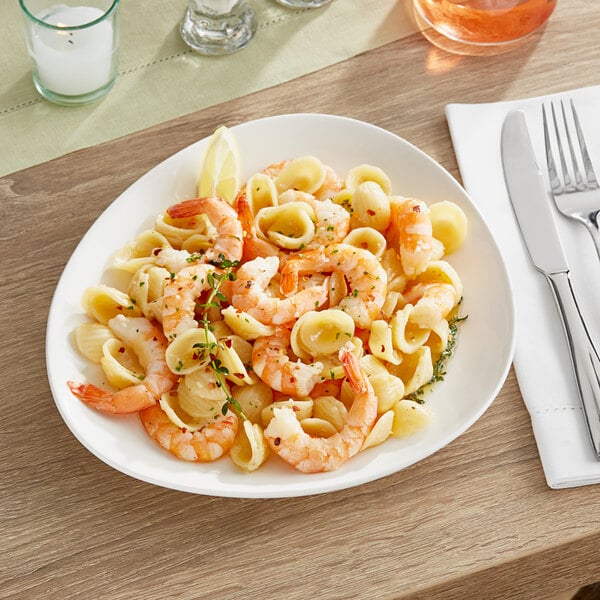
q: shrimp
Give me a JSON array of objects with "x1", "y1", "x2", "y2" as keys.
[
  {"x1": 263, "y1": 342, "x2": 377, "y2": 473},
  {"x1": 278, "y1": 190, "x2": 350, "y2": 248},
  {"x1": 230, "y1": 256, "x2": 329, "y2": 325},
  {"x1": 236, "y1": 192, "x2": 281, "y2": 262},
  {"x1": 252, "y1": 327, "x2": 324, "y2": 397},
  {"x1": 140, "y1": 404, "x2": 238, "y2": 462},
  {"x1": 68, "y1": 315, "x2": 177, "y2": 414},
  {"x1": 162, "y1": 263, "x2": 217, "y2": 339},
  {"x1": 403, "y1": 281, "x2": 458, "y2": 327},
  {"x1": 166, "y1": 196, "x2": 243, "y2": 265},
  {"x1": 386, "y1": 197, "x2": 443, "y2": 278},
  {"x1": 280, "y1": 243, "x2": 387, "y2": 328},
  {"x1": 313, "y1": 165, "x2": 343, "y2": 201}
]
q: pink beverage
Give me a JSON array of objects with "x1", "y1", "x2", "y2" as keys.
[{"x1": 413, "y1": 0, "x2": 557, "y2": 45}]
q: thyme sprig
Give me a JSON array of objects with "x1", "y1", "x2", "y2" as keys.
[
  {"x1": 409, "y1": 308, "x2": 467, "y2": 404},
  {"x1": 192, "y1": 253, "x2": 246, "y2": 419}
]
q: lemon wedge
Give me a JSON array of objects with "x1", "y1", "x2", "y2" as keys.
[{"x1": 196, "y1": 125, "x2": 241, "y2": 204}]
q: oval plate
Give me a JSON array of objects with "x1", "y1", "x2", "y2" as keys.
[{"x1": 46, "y1": 114, "x2": 515, "y2": 498}]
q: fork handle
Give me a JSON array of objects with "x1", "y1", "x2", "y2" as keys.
[{"x1": 547, "y1": 270, "x2": 600, "y2": 458}]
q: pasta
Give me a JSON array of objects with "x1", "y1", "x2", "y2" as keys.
[{"x1": 69, "y1": 134, "x2": 467, "y2": 474}]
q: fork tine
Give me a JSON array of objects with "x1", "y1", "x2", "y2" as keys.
[
  {"x1": 543, "y1": 104, "x2": 562, "y2": 193},
  {"x1": 550, "y1": 102, "x2": 575, "y2": 192},
  {"x1": 570, "y1": 99, "x2": 599, "y2": 189},
  {"x1": 560, "y1": 100, "x2": 585, "y2": 189}
]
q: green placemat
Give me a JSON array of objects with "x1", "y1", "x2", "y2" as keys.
[{"x1": 0, "y1": 0, "x2": 420, "y2": 177}]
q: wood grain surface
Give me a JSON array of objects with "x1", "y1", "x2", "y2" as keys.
[{"x1": 2, "y1": 1, "x2": 600, "y2": 598}]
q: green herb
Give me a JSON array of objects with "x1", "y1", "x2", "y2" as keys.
[
  {"x1": 408, "y1": 309, "x2": 467, "y2": 403},
  {"x1": 193, "y1": 253, "x2": 246, "y2": 419}
]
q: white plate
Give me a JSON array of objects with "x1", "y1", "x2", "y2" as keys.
[{"x1": 46, "y1": 114, "x2": 515, "y2": 498}]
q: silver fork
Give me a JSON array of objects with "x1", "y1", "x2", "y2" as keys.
[{"x1": 543, "y1": 99, "x2": 600, "y2": 258}]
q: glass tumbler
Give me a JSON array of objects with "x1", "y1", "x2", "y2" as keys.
[
  {"x1": 19, "y1": 0, "x2": 120, "y2": 105},
  {"x1": 276, "y1": 0, "x2": 333, "y2": 7},
  {"x1": 180, "y1": 0, "x2": 256, "y2": 55},
  {"x1": 413, "y1": 0, "x2": 557, "y2": 46}
]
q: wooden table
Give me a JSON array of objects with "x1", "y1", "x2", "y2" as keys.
[{"x1": 2, "y1": 2, "x2": 600, "y2": 598}]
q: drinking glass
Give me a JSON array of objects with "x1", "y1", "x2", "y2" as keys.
[
  {"x1": 276, "y1": 0, "x2": 333, "y2": 7},
  {"x1": 19, "y1": 0, "x2": 120, "y2": 106},
  {"x1": 180, "y1": 0, "x2": 256, "y2": 55},
  {"x1": 413, "y1": 0, "x2": 557, "y2": 46}
]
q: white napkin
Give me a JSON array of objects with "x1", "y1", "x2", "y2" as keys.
[{"x1": 446, "y1": 85, "x2": 600, "y2": 488}]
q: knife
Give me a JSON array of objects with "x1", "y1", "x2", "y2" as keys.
[{"x1": 501, "y1": 109, "x2": 600, "y2": 460}]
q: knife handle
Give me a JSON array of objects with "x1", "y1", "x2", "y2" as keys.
[{"x1": 547, "y1": 271, "x2": 600, "y2": 458}]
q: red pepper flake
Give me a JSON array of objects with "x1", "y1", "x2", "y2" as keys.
[
  {"x1": 234, "y1": 372, "x2": 245, "y2": 379},
  {"x1": 381, "y1": 344, "x2": 386, "y2": 353},
  {"x1": 412, "y1": 205, "x2": 421, "y2": 213},
  {"x1": 274, "y1": 437, "x2": 281, "y2": 446},
  {"x1": 367, "y1": 209, "x2": 376, "y2": 216},
  {"x1": 245, "y1": 280, "x2": 252, "y2": 289},
  {"x1": 118, "y1": 346, "x2": 125, "y2": 354},
  {"x1": 224, "y1": 338, "x2": 233, "y2": 348}
]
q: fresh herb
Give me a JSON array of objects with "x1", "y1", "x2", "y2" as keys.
[
  {"x1": 408, "y1": 309, "x2": 467, "y2": 403},
  {"x1": 192, "y1": 253, "x2": 246, "y2": 418}
]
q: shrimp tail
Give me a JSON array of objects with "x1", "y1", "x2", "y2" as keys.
[
  {"x1": 167, "y1": 198, "x2": 209, "y2": 219},
  {"x1": 67, "y1": 381, "x2": 156, "y2": 414}
]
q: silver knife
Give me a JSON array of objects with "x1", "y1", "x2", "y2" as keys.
[{"x1": 501, "y1": 109, "x2": 600, "y2": 459}]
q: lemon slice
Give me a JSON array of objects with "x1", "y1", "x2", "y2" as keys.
[{"x1": 196, "y1": 125, "x2": 241, "y2": 204}]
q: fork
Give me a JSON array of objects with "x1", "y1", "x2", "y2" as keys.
[{"x1": 543, "y1": 99, "x2": 600, "y2": 258}]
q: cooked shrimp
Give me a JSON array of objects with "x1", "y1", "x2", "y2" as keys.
[
  {"x1": 162, "y1": 263, "x2": 216, "y2": 339},
  {"x1": 313, "y1": 165, "x2": 343, "y2": 201},
  {"x1": 280, "y1": 243, "x2": 387, "y2": 328},
  {"x1": 236, "y1": 192, "x2": 281, "y2": 262},
  {"x1": 278, "y1": 190, "x2": 350, "y2": 248},
  {"x1": 386, "y1": 197, "x2": 443, "y2": 278},
  {"x1": 263, "y1": 342, "x2": 377, "y2": 473},
  {"x1": 252, "y1": 327, "x2": 323, "y2": 397},
  {"x1": 68, "y1": 315, "x2": 177, "y2": 414},
  {"x1": 403, "y1": 281, "x2": 458, "y2": 326},
  {"x1": 140, "y1": 404, "x2": 238, "y2": 461},
  {"x1": 166, "y1": 196, "x2": 243, "y2": 265},
  {"x1": 153, "y1": 247, "x2": 199, "y2": 273},
  {"x1": 230, "y1": 256, "x2": 329, "y2": 325}
]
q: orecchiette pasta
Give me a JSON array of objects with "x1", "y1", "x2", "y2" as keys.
[
  {"x1": 275, "y1": 156, "x2": 326, "y2": 194},
  {"x1": 350, "y1": 181, "x2": 391, "y2": 232},
  {"x1": 255, "y1": 202, "x2": 316, "y2": 250},
  {"x1": 245, "y1": 172, "x2": 279, "y2": 216},
  {"x1": 81, "y1": 285, "x2": 142, "y2": 324},
  {"x1": 69, "y1": 140, "x2": 466, "y2": 475},
  {"x1": 290, "y1": 309, "x2": 355, "y2": 359},
  {"x1": 345, "y1": 164, "x2": 392, "y2": 195}
]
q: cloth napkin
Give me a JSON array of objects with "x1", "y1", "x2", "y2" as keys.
[{"x1": 446, "y1": 85, "x2": 600, "y2": 488}]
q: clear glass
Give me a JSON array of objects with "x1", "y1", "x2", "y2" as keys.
[
  {"x1": 179, "y1": 0, "x2": 256, "y2": 55},
  {"x1": 19, "y1": 0, "x2": 120, "y2": 106},
  {"x1": 276, "y1": 0, "x2": 333, "y2": 7},
  {"x1": 413, "y1": 0, "x2": 557, "y2": 46}
]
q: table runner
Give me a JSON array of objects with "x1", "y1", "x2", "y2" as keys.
[{"x1": 0, "y1": 0, "x2": 421, "y2": 177}]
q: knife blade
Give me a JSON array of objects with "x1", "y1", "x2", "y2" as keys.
[
  {"x1": 501, "y1": 109, "x2": 600, "y2": 460},
  {"x1": 501, "y1": 110, "x2": 568, "y2": 275}
]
